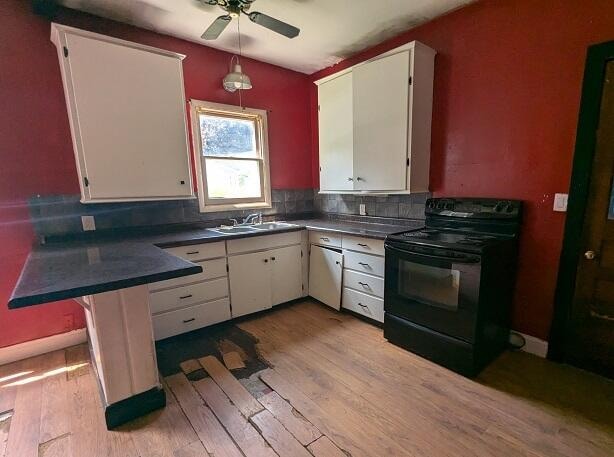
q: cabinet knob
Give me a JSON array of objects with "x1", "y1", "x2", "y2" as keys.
[
  {"x1": 356, "y1": 177, "x2": 364, "y2": 182},
  {"x1": 348, "y1": 177, "x2": 354, "y2": 181},
  {"x1": 584, "y1": 250, "x2": 597, "y2": 260},
  {"x1": 335, "y1": 261, "x2": 341, "y2": 265},
  {"x1": 271, "y1": 256, "x2": 276, "y2": 261},
  {"x1": 264, "y1": 258, "x2": 269, "y2": 263}
]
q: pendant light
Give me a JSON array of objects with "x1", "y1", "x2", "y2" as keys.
[{"x1": 223, "y1": 16, "x2": 252, "y2": 93}]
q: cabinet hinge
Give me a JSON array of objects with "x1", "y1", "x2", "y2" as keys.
[
  {"x1": 63, "y1": 46, "x2": 68, "y2": 58},
  {"x1": 406, "y1": 158, "x2": 410, "y2": 167},
  {"x1": 302, "y1": 284, "x2": 305, "y2": 291},
  {"x1": 301, "y1": 250, "x2": 303, "y2": 258},
  {"x1": 409, "y1": 76, "x2": 412, "y2": 85},
  {"x1": 226, "y1": 264, "x2": 229, "y2": 273},
  {"x1": 83, "y1": 176, "x2": 89, "y2": 187}
]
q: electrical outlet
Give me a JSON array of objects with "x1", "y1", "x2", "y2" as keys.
[
  {"x1": 553, "y1": 193, "x2": 568, "y2": 212},
  {"x1": 81, "y1": 215, "x2": 96, "y2": 231},
  {"x1": 359, "y1": 203, "x2": 366, "y2": 216}
]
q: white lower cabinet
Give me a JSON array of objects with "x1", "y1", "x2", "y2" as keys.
[
  {"x1": 308, "y1": 245, "x2": 343, "y2": 310},
  {"x1": 152, "y1": 297, "x2": 231, "y2": 341},
  {"x1": 228, "y1": 234, "x2": 304, "y2": 318},
  {"x1": 228, "y1": 250, "x2": 273, "y2": 318},
  {"x1": 271, "y1": 245, "x2": 303, "y2": 306},
  {"x1": 342, "y1": 288, "x2": 385, "y2": 322}
]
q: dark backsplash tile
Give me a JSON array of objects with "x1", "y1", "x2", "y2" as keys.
[{"x1": 30, "y1": 189, "x2": 429, "y2": 240}]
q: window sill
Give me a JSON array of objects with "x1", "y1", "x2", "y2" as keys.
[{"x1": 199, "y1": 202, "x2": 272, "y2": 213}]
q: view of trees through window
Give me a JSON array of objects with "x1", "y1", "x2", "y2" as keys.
[{"x1": 199, "y1": 112, "x2": 262, "y2": 200}]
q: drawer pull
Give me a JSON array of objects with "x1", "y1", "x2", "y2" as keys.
[
  {"x1": 186, "y1": 251, "x2": 200, "y2": 255},
  {"x1": 320, "y1": 237, "x2": 330, "y2": 242},
  {"x1": 182, "y1": 318, "x2": 196, "y2": 324},
  {"x1": 358, "y1": 302, "x2": 368, "y2": 309},
  {"x1": 357, "y1": 243, "x2": 369, "y2": 248},
  {"x1": 358, "y1": 262, "x2": 371, "y2": 267},
  {"x1": 358, "y1": 282, "x2": 371, "y2": 289},
  {"x1": 179, "y1": 294, "x2": 193, "y2": 300}
]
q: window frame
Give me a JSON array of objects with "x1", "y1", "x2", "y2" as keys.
[{"x1": 190, "y1": 100, "x2": 272, "y2": 213}]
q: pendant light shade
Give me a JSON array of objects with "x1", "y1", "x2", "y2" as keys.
[{"x1": 223, "y1": 62, "x2": 252, "y2": 92}]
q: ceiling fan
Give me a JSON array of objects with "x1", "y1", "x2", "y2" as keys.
[{"x1": 200, "y1": 0, "x2": 300, "y2": 40}]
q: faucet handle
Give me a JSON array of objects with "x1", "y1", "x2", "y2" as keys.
[{"x1": 229, "y1": 218, "x2": 238, "y2": 226}]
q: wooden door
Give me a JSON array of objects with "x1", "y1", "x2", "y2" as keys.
[
  {"x1": 569, "y1": 61, "x2": 614, "y2": 377},
  {"x1": 352, "y1": 51, "x2": 409, "y2": 191},
  {"x1": 308, "y1": 245, "x2": 343, "y2": 310},
  {"x1": 318, "y1": 73, "x2": 354, "y2": 191},
  {"x1": 228, "y1": 251, "x2": 272, "y2": 318},
  {"x1": 270, "y1": 245, "x2": 303, "y2": 306}
]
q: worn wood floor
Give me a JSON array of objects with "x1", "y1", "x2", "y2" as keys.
[{"x1": 1, "y1": 299, "x2": 613, "y2": 457}]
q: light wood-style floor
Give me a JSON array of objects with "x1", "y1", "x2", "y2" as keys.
[{"x1": 1, "y1": 299, "x2": 613, "y2": 457}]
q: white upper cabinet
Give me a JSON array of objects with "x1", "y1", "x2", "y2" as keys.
[
  {"x1": 353, "y1": 52, "x2": 409, "y2": 191},
  {"x1": 318, "y1": 72, "x2": 354, "y2": 191},
  {"x1": 316, "y1": 41, "x2": 435, "y2": 194},
  {"x1": 51, "y1": 24, "x2": 194, "y2": 203}
]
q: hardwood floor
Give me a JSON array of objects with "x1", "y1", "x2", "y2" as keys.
[{"x1": 0, "y1": 299, "x2": 612, "y2": 457}]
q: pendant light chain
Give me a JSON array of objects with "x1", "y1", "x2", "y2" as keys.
[{"x1": 238, "y1": 16, "x2": 243, "y2": 109}]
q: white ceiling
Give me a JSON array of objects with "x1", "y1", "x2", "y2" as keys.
[{"x1": 57, "y1": 0, "x2": 473, "y2": 74}]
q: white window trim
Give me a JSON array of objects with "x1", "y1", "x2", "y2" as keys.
[{"x1": 190, "y1": 100, "x2": 272, "y2": 213}]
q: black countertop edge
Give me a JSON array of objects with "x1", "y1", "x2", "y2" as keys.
[{"x1": 8, "y1": 264, "x2": 203, "y2": 309}]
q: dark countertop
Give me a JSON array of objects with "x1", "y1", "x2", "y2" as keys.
[{"x1": 8, "y1": 218, "x2": 422, "y2": 309}]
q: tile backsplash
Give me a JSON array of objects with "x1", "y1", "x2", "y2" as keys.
[
  {"x1": 29, "y1": 189, "x2": 428, "y2": 240},
  {"x1": 313, "y1": 191, "x2": 430, "y2": 220},
  {"x1": 29, "y1": 189, "x2": 313, "y2": 240}
]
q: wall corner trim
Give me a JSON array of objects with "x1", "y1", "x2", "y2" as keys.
[{"x1": 0, "y1": 328, "x2": 87, "y2": 366}]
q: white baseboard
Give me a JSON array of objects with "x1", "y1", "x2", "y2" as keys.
[
  {"x1": 510, "y1": 331, "x2": 549, "y2": 358},
  {"x1": 0, "y1": 329, "x2": 87, "y2": 366}
]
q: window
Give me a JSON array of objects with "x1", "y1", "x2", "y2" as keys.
[{"x1": 190, "y1": 100, "x2": 271, "y2": 212}]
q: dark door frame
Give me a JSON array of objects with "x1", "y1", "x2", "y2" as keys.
[{"x1": 549, "y1": 41, "x2": 614, "y2": 362}]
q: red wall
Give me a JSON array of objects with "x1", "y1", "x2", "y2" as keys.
[
  {"x1": 311, "y1": 0, "x2": 614, "y2": 340},
  {"x1": 0, "y1": 0, "x2": 312, "y2": 348}
]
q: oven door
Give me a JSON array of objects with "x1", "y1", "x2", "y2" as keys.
[{"x1": 384, "y1": 242, "x2": 481, "y2": 343}]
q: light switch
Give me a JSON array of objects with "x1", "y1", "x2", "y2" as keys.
[
  {"x1": 81, "y1": 215, "x2": 96, "y2": 231},
  {"x1": 553, "y1": 193, "x2": 568, "y2": 212}
]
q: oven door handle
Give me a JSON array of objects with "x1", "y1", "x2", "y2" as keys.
[{"x1": 385, "y1": 244, "x2": 480, "y2": 264}]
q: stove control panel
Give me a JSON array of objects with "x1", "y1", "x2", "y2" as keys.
[{"x1": 426, "y1": 198, "x2": 522, "y2": 219}]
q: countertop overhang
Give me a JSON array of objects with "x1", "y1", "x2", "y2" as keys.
[{"x1": 8, "y1": 218, "x2": 422, "y2": 309}]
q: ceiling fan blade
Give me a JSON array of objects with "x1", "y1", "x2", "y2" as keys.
[
  {"x1": 247, "y1": 11, "x2": 300, "y2": 38},
  {"x1": 201, "y1": 15, "x2": 232, "y2": 40}
]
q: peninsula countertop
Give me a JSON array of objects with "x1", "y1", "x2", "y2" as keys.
[{"x1": 8, "y1": 217, "x2": 423, "y2": 309}]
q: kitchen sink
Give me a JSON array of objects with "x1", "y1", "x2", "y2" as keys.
[
  {"x1": 251, "y1": 222, "x2": 297, "y2": 230},
  {"x1": 210, "y1": 226, "x2": 259, "y2": 234}
]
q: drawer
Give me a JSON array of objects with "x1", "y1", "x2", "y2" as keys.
[
  {"x1": 164, "y1": 241, "x2": 226, "y2": 262},
  {"x1": 343, "y1": 250, "x2": 385, "y2": 277},
  {"x1": 152, "y1": 298, "x2": 231, "y2": 341},
  {"x1": 309, "y1": 231, "x2": 342, "y2": 248},
  {"x1": 148, "y1": 258, "x2": 227, "y2": 292},
  {"x1": 343, "y1": 269, "x2": 384, "y2": 298},
  {"x1": 342, "y1": 288, "x2": 384, "y2": 323},
  {"x1": 150, "y1": 277, "x2": 228, "y2": 315},
  {"x1": 342, "y1": 235, "x2": 385, "y2": 256},
  {"x1": 227, "y1": 231, "x2": 302, "y2": 255}
]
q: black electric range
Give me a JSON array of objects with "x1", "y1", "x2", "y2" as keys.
[{"x1": 384, "y1": 197, "x2": 522, "y2": 376}]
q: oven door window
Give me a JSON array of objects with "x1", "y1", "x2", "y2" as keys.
[{"x1": 398, "y1": 260, "x2": 460, "y2": 310}]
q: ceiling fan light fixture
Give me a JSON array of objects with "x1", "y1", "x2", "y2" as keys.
[{"x1": 223, "y1": 62, "x2": 252, "y2": 92}]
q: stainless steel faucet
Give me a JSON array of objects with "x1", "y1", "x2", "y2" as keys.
[{"x1": 242, "y1": 212, "x2": 262, "y2": 224}]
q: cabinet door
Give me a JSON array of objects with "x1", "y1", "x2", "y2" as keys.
[
  {"x1": 318, "y1": 73, "x2": 354, "y2": 191},
  {"x1": 353, "y1": 51, "x2": 410, "y2": 191},
  {"x1": 308, "y1": 245, "x2": 343, "y2": 310},
  {"x1": 62, "y1": 31, "x2": 193, "y2": 201},
  {"x1": 270, "y1": 245, "x2": 303, "y2": 306},
  {"x1": 228, "y1": 251, "x2": 272, "y2": 318}
]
